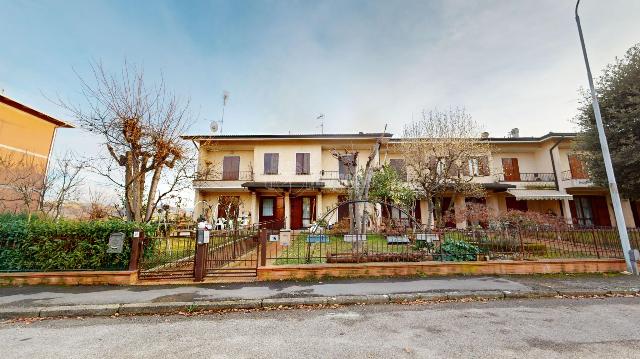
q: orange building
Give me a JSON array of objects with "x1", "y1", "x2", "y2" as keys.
[{"x1": 0, "y1": 95, "x2": 74, "y2": 212}]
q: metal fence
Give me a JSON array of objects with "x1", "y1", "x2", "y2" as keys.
[
  {"x1": 138, "y1": 236, "x2": 197, "y2": 279},
  {"x1": 262, "y1": 227, "x2": 640, "y2": 265}
]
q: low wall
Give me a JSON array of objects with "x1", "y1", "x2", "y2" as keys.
[
  {"x1": 0, "y1": 270, "x2": 138, "y2": 286},
  {"x1": 257, "y1": 259, "x2": 630, "y2": 281}
]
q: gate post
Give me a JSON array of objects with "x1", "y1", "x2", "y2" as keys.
[
  {"x1": 194, "y1": 241, "x2": 208, "y2": 282},
  {"x1": 259, "y1": 229, "x2": 268, "y2": 267},
  {"x1": 128, "y1": 229, "x2": 144, "y2": 271}
]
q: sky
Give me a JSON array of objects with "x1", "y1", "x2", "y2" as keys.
[{"x1": 1, "y1": 0, "x2": 639, "y2": 202}]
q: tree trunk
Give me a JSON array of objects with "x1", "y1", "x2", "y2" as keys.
[{"x1": 144, "y1": 166, "x2": 163, "y2": 222}]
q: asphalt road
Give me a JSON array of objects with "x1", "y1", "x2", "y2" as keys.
[{"x1": 2, "y1": 297, "x2": 640, "y2": 358}]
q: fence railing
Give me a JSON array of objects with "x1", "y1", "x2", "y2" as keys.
[
  {"x1": 260, "y1": 227, "x2": 640, "y2": 265},
  {"x1": 498, "y1": 172, "x2": 556, "y2": 182}
]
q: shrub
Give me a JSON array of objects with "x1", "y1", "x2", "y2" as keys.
[
  {"x1": 0, "y1": 213, "x2": 155, "y2": 271},
  {"x1": 440, "y1": 238, "x2": 480, "y2": 261}
]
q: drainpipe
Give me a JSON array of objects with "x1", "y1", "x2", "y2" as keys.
[
  {"x1": 549, "y1": 136, "x2": 564, "y2": 190},
  {"x1": 549, "y1": 136, "x2": 565, "y2": 218}
]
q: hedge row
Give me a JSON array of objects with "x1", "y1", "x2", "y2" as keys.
[{"x1": 0, "y1": 213, "x2": 155, "y2": 272}]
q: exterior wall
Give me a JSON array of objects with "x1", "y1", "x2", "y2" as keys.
[
  {"x1": 0, "y1": 101, "x2": 59, "y2": 212},
  {"x1": 0, "y1": 102, "x2": 57, "y2": 157}
]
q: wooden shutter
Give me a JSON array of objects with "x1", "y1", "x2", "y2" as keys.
[
  {"x1": 222, "y1": 156, "x2": 240, "y2": 180},
  {"x1": 478, "y1": 156, "x2": 490, "y2": 176},
  {"x1": 339, "y1": 154, "x2": 355, "y2": 179},
  {"x1": 591, "y1": 196, "x2": 611, "y2": 227},
  {"x1": 389, "y1": 159, "x2": 407, "y2": 180},
  {"x1": 264, "y1": 153, "x2": 279, "y2": 174},
  {"x1": 296, "y1": 153, "x2": 310, "y2": 175},
  {"x1": 568, "y1": 154, "x2": 587, "y2": 179},
  {"x1": 502, "y1": 158, "x2": 520, "y2": 181}
]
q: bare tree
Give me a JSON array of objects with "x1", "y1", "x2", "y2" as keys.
[
  {"x1": 0, "y1": 152, "x2": 47, "y2": 215},
  {"x1": 41, "y1": 152, "x2": 85, "y2": 219},
  {"x1": 0, "y1": 151, "x2": 84, "y2": 219},
  {"x1": 331, "y1": 134, "x2": 385, "y2": 234},
  {"x1": 57, "y1": 62, "x2": 192, "y2": 222},
  {"x1": 398, "y1": 108, "x2": 491, "y2": 228}
]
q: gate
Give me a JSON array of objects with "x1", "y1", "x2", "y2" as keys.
[
  {"x1": 205, "y1": 229, "x2": 260, "y2": 278},
  {"x1": 138, "y1": 235, "x2": 197, "y2": 280}
]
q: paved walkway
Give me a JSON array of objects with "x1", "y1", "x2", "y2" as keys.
[{"x1": 1, "y1": 274, "x2": 639, "y2": 309}]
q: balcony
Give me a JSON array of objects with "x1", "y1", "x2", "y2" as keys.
[
  {"x1": 320, "y1": 170, "x2": 352, "y2": 181},
  {"x1": 561, "y1": 170, "x2": 592, "y2": 187},
  {"x1": 498, "y1": 172, "x2": 556, "y2": 183},
  {"x1": 195, "y1": 170, "x2": 254, "y2": 182}
]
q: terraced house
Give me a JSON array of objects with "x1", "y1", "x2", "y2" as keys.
[{"x1": 183, "y1": 131, "x2": 640, "y2": 230}]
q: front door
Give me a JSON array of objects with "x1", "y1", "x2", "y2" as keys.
[
  {"x1": 259, "y1": 196, "x2": 285, "y2": 228},
  {"x1": 290, "y1": 196, "x2": 316, "y2": 230}
]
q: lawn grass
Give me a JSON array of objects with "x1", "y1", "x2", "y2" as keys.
[{"x1": 273, "y1": 233, "x2": 420, "y2": 265}]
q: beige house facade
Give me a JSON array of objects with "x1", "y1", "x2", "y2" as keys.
[{"x1": 183, "y1": 132, "x2": 639, "y2": 230}]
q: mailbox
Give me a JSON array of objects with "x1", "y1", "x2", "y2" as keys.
[
  {"x1": 196, "y1": 222, "x2": 211, "y2": 244},
  {"x1": 107, "y1": 232, "x2": 125, "y2": 253}
]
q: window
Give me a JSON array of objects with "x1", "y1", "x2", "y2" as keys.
[
  {"x1": 296, "y1": 153, "x2": 310, "y2": 175},
  {"x1": 302, "y1": 197, "x2": 312, "y2": 227},
  {"x1": 222, "y1": 156, "x2": 240, "y2": 180},
  {"x1": 262, "y1": 198, "x2": 274, "y2": 216},
  {"x1": 264, "y1": 153, "x2": 279, "y2": 175},
  {"x1": 468, "y1": 158, "x2": 480, "y2": 177},
  {"x1": 218, "y1": 196, "x2": 240, "y2": 218},
  {"x1": 339, "y1": 154, "x2": 355, "y2": 180},
  {"x1": 574, "y1": 197, "x2": 594, "y2": 227},
  {"x1": 389, "y1": 159, "x2": 407, "y2": 180}
]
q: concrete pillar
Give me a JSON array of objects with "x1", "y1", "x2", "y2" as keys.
[
  {"x1": 284, "y1": 192, "x2": 291, "y2": 229},
  {"x1": 562, "y1": 199, "x2": 573, "y2": 225},
  {"x1": 316, "y1": 191, "x2": 323, "y2": 220},
  {"x1": 486, "y1": 194, "x2": 499, "y2": 219},
  {"x1": 454, "y1": 196, "x2": 467, "y2": 229},
  {"x1": 622, "y1": 199, "x2": 636, "y2": 228},
  {"x1": 419, "y1": 199, "x2": 429, "y2": 225},
  {"x1": 606, "y1": 195, "x2": 617, "y2": 227},
  {"x1": 250, "y1": 192, "x2": 258, "y2": 225}
]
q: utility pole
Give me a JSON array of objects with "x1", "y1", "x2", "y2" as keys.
[{"x1": 575, "y1": 0, "x2": 634, "y2": 273}]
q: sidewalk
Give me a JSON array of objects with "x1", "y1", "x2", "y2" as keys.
[{"x1": 2, "y1": 274, "x2": 639, "y2": 319}]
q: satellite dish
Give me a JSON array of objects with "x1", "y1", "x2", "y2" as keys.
[{"x1": 210, "y1": 121, "x2": 219, "y2": 133}]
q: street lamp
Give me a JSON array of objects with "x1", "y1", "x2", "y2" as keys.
[{"x1": 575, "y1": 0, "x2": 634, "y2": 273}]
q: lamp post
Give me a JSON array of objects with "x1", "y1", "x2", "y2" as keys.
[{"x1": 575, "y1": 0, "x2": 634, "y2": 273}]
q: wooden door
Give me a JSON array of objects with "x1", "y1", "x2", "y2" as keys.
[
  {"x1": 290, "y1": 197, "x2": 303, "y2": 229},
  {"x1": 222, "y1": 156, "x2": 240, "y2": 180},
  {"x1": 506, "y1": 197, "x2": 528, "y2": 212},
  {"x1": 337, "y1": 195, "x2": 350, "y2": 220},
  {"x1": 591, "y1": 196, "x2": 611, "y2": 227},
  {"x1": 502, "y1": 158, "x2": 521, "y2": 181},
  {"x1": 259, "y1": 196, "x2": 285, "y2": 228}
]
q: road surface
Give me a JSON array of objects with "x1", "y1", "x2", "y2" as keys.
[{"x1": 2, "y1": 296, "x2": 640, "y2": 358}]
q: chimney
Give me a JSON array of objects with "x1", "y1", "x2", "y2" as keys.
[
  {"x1": 509, "y1": 128, "x2": 520, "y2": 138},
  {"x1": 480, "y1": 132, "x2": 489, "y2": 139}
]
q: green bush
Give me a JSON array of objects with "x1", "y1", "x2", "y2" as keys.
[
  {"x1": 440, "y1": 238, "x2": 480, "y2": 261},
  {"x1": 0, "y1": 214, "x2": 155, "y2": 272}
]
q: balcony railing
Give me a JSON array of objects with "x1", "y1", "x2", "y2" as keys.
[
  {"x1": 561, "y1": 170, "x2": 589, "y2": 181},
  {"x1": 195, "y1": 170, "x2": 254, "y2": 182},
  {"x1": 320, "y1": 170, "x2": 352, "y2": 180},
  {"x1": 498, "y1": 172, "x2": 556, "y2": 182}
]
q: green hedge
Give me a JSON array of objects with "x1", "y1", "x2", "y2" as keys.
[{"x1": 0, "y1": 213, "x2": 155, "y2": 272}]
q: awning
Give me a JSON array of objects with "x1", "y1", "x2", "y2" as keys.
[{"x1": 507, "y1": 189, "x2": 573, "y2": 201}]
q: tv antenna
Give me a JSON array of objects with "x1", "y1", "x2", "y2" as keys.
[
  {"x1": 316, "y1": 113, "x2": 325, "y2": 134},
  {"x1": 220, "y1": 91, "x2": 229, "y2": 134}
]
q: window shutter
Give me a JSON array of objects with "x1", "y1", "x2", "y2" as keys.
[
  {"x1": 389, "y1": 159, "x2": 407, "y2": 180},
  {"x1": 478, "y1": 156, "x2": 489, "y2": 176},
  {"x1": 296, "y1": 153, "x2": 310, "y2": 175},
  {"x1": 222, "y1": 156, "x2": 240, "y2": 180},
  {"x1": 304, "y1": 153, "x2": 310, "y2": 174},
  {"x1": 264, "y1": 153, "x2": 279, "y2": 174}
]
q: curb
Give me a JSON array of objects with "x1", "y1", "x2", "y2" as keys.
[{"x1": 1, "y1": 288, "x2": 639, "y2": 320}]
